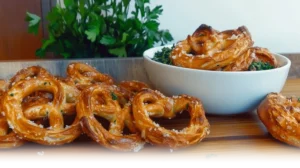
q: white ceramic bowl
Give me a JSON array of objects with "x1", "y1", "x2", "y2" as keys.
[{"x1": 143, "y1": 46, "x2": 291, "y2": 115}]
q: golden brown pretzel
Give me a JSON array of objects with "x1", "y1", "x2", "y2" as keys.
[
  {"x1": 2, "y1": 77, "x2": 81, "y2": 145},
  {"x1": 258, "y1": 93, "x2": 300, "y2": 147},
  {"x1": 223, "y1": 47, "x2": 278, "y2": 71},
  {"x1": 132, "y1": 89, "x2": 210, "y2": 148},
  {"x1": 9, "y1": 66, "x2": 56, "y2": 113},
  {"x1": 77, "y1": 84, "x2": 144, "y2": 151},
  {"x1": 0, "y1": 79, "x2": 24, "y2": 148},
  {"x1": 66, "y1": 62, "x2": 114, "y2": 90},
  {"x1": 170, "y1": 24, "x2": 253, "y2": 70}
]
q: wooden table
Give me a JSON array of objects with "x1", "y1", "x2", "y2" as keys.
[{"x1": 1, "y1": 79, "x2": 300, "y2": 163}]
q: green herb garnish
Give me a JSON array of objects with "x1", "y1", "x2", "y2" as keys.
[
  {"x1": 26, "y1": 0, "x2": 173, "y2": 59},
  {"x1": 152, "y1": 45, "x2": 175, "y2": 64},
  {"x1": 111, "y1": 92, "x2": 118, "y2": 100},
  {"x1": 186, "y1": 104, "x2": 189, "y2": 109},
  {"x1": 248, "y1": 61, "x2": 274, "y2": 71},
  {"x1": 298, "y1": 98, "x2": 300, "y2": 102},
  {"x1": 205, "y1": 154, "x2": 218, "y2": 160},
  {"x1": 9, "y1": 93, "x2": 14, "y2": 97}
]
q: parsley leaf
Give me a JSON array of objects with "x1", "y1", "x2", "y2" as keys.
[
  {"x1": 111, "y1": 92, "x2": 118, "y2": 100},
  {"x1": 25, "y1": 12, "x2": 41, "y2": 35},
  {"x1": 152, "y1": 45, "x2": 175, "y2": 65},
  {"x1": 109, "y1": 46, "x2": 127, "y2": 57},
  {"x1": 100, "y1": 35, "x2": 117, "y2": 45},
  {"x1": 85, "y1": 21, "x2": 101, "y2": 42},
  {"x1": 248, "y1": 62, "x2": 275, "y2": 71},
  {"x1": 64, "y1": 0, "x2": 74, "y2": 7}
]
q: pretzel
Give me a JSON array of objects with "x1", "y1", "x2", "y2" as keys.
[
  {"x1": 66, "y1": 62, "x2": 114, "y2": 90},
  {"x1": 119, "y1": 81, "x2": 150, "y2": 94},
  {"x1": 0, "y1": 79, "x2": 24, "y2": 148},
  {"x1": 2, "y1": 77, "x2": 81, "y2": 145},
  {"x1": 77, "y1": 84, "x2": 144, "y2": 151},
  {"x1": 132, "y1": 89, "x2": 210, "y2": 148},
  {"x1": 170, "y1": 24, "x2": 253, "y2": 70},
  {"x1": 258, "y1": 93, "x2": 300, "y2": 147},
  {"x1": 223, "y1": 47, "x2": 278, "y2": 71},
  {"x1": 9, "y1": 66, "x2": 79, "y2": 118}
]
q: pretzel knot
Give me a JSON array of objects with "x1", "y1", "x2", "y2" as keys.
[
  {"x1": 66, "y1": 62, "x2": 114, "y2": 90},
  {"x1": 132, "y1": 89, "x2": 210, "y2": 149},
  {"x1": 77, "y1": 84, "x2": 144, "y2": 151},
  {"x1": 175, "y1": 24, "x2": 280, "y2": 70},
  {"x1": 119, "y1": 81, "x2": 150, "y2": 94},
  {"x1": 0, "y1": 80, "x2": 24, "y2": 148},
  {"x1": 258, "y1": 93, "x2": 300, "y2": 147},
  {"x1": 2, "y1": 78, "x2": 81, "y2": 145}
]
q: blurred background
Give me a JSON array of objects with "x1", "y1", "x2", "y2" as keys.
[{"x1": 0, "y1": 0, "x2": 299, "y2": 60}]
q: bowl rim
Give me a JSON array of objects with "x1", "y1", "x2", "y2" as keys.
[{"x1": 143, "y1": 45, "x2": 291, "y2": 75}]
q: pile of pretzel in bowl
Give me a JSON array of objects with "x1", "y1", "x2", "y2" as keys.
[
  {"x1": 0, "y1": 63, "x2": 210, "y2": 151},
  {"x1": 170, "y1": 24, "x2": 278, "y2": 71}
]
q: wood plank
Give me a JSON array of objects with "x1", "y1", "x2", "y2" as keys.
[
  {"x1": 1, "y1": 73, "x2": 300, "y2": 159},
  {"x1": 0, "y1": 0, "x2": 43, "y2": 60}
]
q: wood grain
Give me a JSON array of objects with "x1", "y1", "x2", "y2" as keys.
[
  {"x1": 0, "y1": 79, "x2": 300, "y2": 164},
  {"x1": 0, "y1": 0, "x2": 43, "y2": 60}
]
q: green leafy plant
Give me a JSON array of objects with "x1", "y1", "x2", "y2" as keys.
[{"x1": 26, "y1": 0, "x2": 173, "y2": 58}]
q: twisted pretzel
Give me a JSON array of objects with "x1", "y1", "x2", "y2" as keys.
[
  {"x1": 0, "y1": 80, "x2": 24, "y2": 148},
  {"x1": 258, "y1": 93, "x2": 300, "y2": 147},
  {"x1": 77, "y1": 84, "x2": 144, "y2": 151},
  {"x1": 170, "y1": 24, "x2": 253, "y2": 70},
  {"x1": 66, "y1": 62, "x2": 114, "y2": 90},
  {"x1": 132, "y1": 89, "x2": 210, "y2": 148},
  {"x1": 2, "y1": 77, "x2": 81, "y2": 145}
]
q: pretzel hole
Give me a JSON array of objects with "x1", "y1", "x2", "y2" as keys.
[
  {"x1": 93, "y1": 115, "x2": 132, "y2": 135},
  {"x1": 63, "y1": 114, "x2": 76, "y2": 128},
  {"x1": 22, "y1": 91, "x2": 53, "y2": 109},
  {"x1": 94, "y1": 115, "x2": 111, "y2": 130},
  {"x1": 151, "y1": 110, "x2": 190, "y2": 130},
  {"x1": 143, "y1": 99, "x2": 156, "y2": 105}
]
